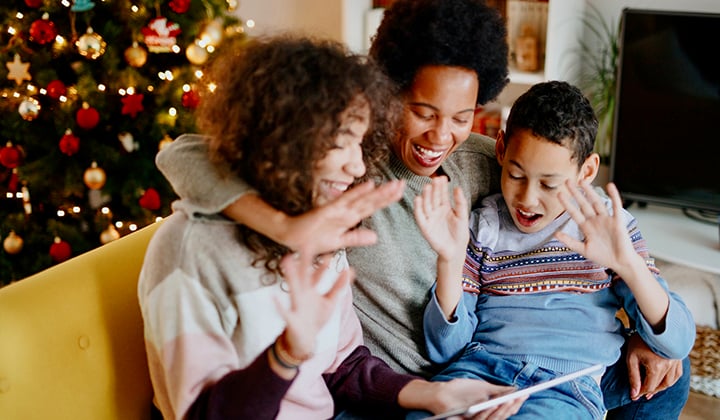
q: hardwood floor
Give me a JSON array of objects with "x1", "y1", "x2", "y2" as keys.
[{"x1": 680, "y1": 391, "x2": 720, "y2": 420}]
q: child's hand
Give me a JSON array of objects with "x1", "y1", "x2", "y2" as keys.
[
  {"x1": 274, "y1": 251, "x2": 352, "y2": 363},
  {"x1": 413, "y1": 176, "x2": 469, "y2": 262},
  {"x1": 555, "y1": 181, "x2": 638, "y2": 271},
  {"x1": 284, "y1": 179, "x2": 405, "y2": 255}
]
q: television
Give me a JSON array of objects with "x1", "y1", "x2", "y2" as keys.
[{"x1": 610, "y1": 8, "x2": 720, "y2": 216}]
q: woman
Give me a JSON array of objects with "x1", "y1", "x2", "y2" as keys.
[
  {"x1": 139, "y1": 35, "x2": 521, "y2": 419},
  {"x1": 156, "y1": 1, "x2": 689, "y2": 418}
]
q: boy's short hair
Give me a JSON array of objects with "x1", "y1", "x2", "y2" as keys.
[{"x1": 505, "y1": 81, "x2": 598, "y2": 165}]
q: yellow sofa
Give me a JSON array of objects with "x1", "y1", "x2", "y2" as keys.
[{"x1": 0, "y1": 221, "x2": 161, "y2": 420}]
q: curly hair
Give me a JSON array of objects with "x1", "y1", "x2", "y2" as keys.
[
  {"x1": 196, "y1": 35, "x2": 400, "y2": 274},
  {"x1": 504, "y1": 81, "x2": 599, "y2": 166},
  {"x1": 369, "y1": 0, "x2": 509, "y2": 105}
]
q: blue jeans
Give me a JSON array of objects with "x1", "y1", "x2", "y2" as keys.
[{"x1": 406, "y1": 343, "x2": 605, "y2": 420}]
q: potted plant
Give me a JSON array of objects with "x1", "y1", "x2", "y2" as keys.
[{"x1": 578, "y1": 4, "x2": 619, "y2": 165}]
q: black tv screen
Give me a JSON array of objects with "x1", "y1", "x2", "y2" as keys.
[{"x1": 610, "y1": 8, "x2": 720, "y2": 213}]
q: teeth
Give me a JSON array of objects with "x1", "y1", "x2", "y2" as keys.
[
  {"x1": 518, "y1": 209, "x2": 535, "y2": 217},
  {"x1": 415, "y1": 145, "x2": 443, "y2": 158},
  {"x1": 328, "y1": 182, "x2": 349, "y2": 191}
]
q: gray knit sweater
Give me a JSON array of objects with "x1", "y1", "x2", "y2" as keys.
[{"x1": 156, "y1": 133, "x2": 501, "y2": 378}]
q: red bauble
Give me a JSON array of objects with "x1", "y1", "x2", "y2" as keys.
[
  {"x1": 59, "y1": 130, "x2": 80, "y2": 156},
  {"x1": 181, "y1": 89, "x2": 200, "y2": 109},
  {"x1": 24, "y1": 0, "x2": 43, "y2": 7},
  {"x1": 29, "y1": 15, "x2": 58, "y2": 45},
  {"x1": 169, "y1": 0, "x2": 191, "y2": 13},
  {"x1": 0, "y1": 142, "x2": 22, "y2": 168},
  {"x1": 76, "y1": 103, "x2": 100, "y2": 129},
  {"x1": 46, "y1": 80, "x2": 67, "y2": 99},
  {"x1": 139, "y1": 188, "x2": 161, "y2": 211},
  {"x1": 49, "y1": 236, "x2": 72, "y2": 263}
]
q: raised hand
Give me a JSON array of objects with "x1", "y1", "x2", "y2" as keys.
[
  {"x1": 413, "y1": 176, "x2": 469, "y2": 262},
  {"x1": 274, "y1": 251, "x2": 352, "y2": 363},
  {"x1": 283, "y1": 179, "x2": 405, "y2": 255},
  {"x1": 555, "y1": 181, "x2": 638, "y2": 271}
]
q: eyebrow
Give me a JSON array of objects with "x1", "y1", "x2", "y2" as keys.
[
  {"x1": 407, "y1": 102, "x2": 475, "y2": 115},
  {"x1": 508, "y1": 160, "x2": 564, "y2": 178}
]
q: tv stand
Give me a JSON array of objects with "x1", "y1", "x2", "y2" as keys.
[{"x1": 627, "y1": 203, "x2": 720, "y2": 275}]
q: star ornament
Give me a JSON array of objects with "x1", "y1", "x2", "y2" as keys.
[
  {"x1": 121, "y1": 93, "x2": 144, "y2": 118},
  {"x1": 6, "y1": 54, "x2": 31, "y2": 86}
]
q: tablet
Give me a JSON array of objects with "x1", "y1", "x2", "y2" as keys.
[{"x1": 424, "y1": 364, "x2": 604, "y2": 419}]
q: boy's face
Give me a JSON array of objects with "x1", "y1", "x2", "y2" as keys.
[{"x1": 496, "y1": 128, "x2": 597, "y2": 233}]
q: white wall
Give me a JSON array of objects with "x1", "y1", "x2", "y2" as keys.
[{"x1": 233, "y1": 0, "x2": 372, "y2": 53}]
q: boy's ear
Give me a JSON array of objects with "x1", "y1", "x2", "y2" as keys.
[
  {"x1": 579, "y1": 152, "x2": 600, "y2": 183},
  {"x1": 495, "y1": 130, "x2": 506, "y2": 164}
]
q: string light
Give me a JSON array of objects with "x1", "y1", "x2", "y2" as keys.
[
  {"x1": 57, "y1": 209, "x2": 66, "y2": 217},
  {"x1": 168, "y1": 107, "x2": 177, "y2": 117},
  {"x1": 98, "y1": 84, "x2": 106, "y2": 91}
]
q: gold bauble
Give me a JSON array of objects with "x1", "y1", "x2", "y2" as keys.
[
  {"x1": 76, "y1": 27, "x2": 106, "y2": 60},
  {"x1": 83, "y1": 161, "x2": 106, "y2": 190},
  {"x1": 18, "y1": 97, "x2": 41, "y2": 121},
  {"x1": 158, "y1": 134, "x2": 174, "y2": 151},
  {"x1": 100, "y1": 224, "x2": 120, "y2": 244},
  {"x1": 124, "y1": 42, "x2": 148, "y2": 67},
  {"x1": 186, "y1": 42, "x2": 208, "y2": 65},
  {"x1": 3, "y1": 231, "x2": 24, "y2": 255},
  {"x1": 201, "y1": 19, "x2": 224, "y2": 46}
]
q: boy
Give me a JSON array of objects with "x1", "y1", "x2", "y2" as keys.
[{"x1": 412, "y1": 81, "x2": 695, "y2": 419}]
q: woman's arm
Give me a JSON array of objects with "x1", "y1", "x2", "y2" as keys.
[{"x1": 158, "y1": 134, "x2": 405, "y2": 255}]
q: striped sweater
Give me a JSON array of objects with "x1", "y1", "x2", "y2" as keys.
[{"x1": 424, "y1": 193, "x2": 696, "y2": 374}]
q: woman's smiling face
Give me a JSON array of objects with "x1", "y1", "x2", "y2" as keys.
[{"x1": 393, "y1": 65, "x2": 479, "y2": 177}]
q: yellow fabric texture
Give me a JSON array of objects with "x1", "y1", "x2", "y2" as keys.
[{"x1": 0, "y1": 221, "x2": 161, "y2": 420}]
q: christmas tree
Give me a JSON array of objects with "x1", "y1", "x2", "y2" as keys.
[{"x1": 0, "y1": 0, "x2": 242, "y2": 283}]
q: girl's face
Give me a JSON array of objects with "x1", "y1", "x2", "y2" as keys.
[
  {"x1": 393, "y1": 65, "x2": 479, "y2": 177},
  {"x1": 312, "y1": 100, "x2": 371, "y2": 207}
]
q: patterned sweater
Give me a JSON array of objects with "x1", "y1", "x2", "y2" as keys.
[
  {"x1": 138, "y1": 202, "x2": 414, "y2": 419},
  {"x1": 424, "y1": 194, "x2": 696, "y2": 374}
]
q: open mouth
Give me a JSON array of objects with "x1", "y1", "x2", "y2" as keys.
[
  {"x1": 412, "y1": 144, "x2": 445, "y2": 167},
  {"x1": 515, "y1": 208, "x2": 542, "y2": 227}
]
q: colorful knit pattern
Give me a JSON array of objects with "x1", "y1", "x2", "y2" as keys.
[{"x1": 463, "y1": 218, "x2": 656, "y2": 296}]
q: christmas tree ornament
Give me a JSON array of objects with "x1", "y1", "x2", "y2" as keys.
[
  {"x1": 0, "y1": 142, "x2": 22, "y2": 168},
  {"x1": 169, "y1": 0, "x2": 191, "y2": 14},
  {"x1": 59, "y1": 129, "x2": 80, "y2": 156},
  {"x1": 118, "y1": 131, "x2": 138, "y2": 152},
  {"x1": 49, "y1": 236, "x2": 72, "y2": 263},
  {"x1": 121, "y1": 93, "x2": 144, "y2": 118},
  {"x1": 181, "y1": 88, "x2": 200, "y2": 108},
  {"x1": 8, "y1": 168, "x2": 19, "y2": 192},
  {"x1": 141, "y1": 17, "x2": 181, "y2": 53},
  {"x1": 71, "y1": 0, "x2": 96, "y2": 12},
  {"x1": 76, "y1": 27, "x2": 106, "y2": 60},
  {"x1": 185, "y1": 41, "x2": 209, "y2": 65},
  {"x1": 29, "y1": 13, "x2": 58, "y2": 45},
  {"x1": 76, "y1": 102, "x2": 100, "y2": 129},
  {"x1": 100, "y1": 224, "x2": 120, "y2": 244},
  {"x1": 21, "y1": 182, "x2": 32, "y2": 214},
  {"x1": 46, "y1": 79, "x2": 67, "y2": 99},
  {"x1": 158, "y1": 134, "x2": 174, "y2": 151},
  {"x1": 83, "y1": 161, "x2": 106, "y2": 190},
  {"x1": 3, "y1": 231, "x2": 24, "y2": 255},
  {"x1": 6, "y1": 54, "x2": 31, "y2": 86},
  {"x1": 138, "y1": 187, "x2": 161, "y2": 211},
  {"x1": 24, "y1": 0, "x2": 43, "y2": 8},
  {"x1": 18, "y1": 97, "x2": 41, "y2": 121},
  {"x1": 124, "y1": 42, "x2": 148, "y2": 68},
  {"x1": 201, "y1": 19, "x2": 225, "y2": 46}
]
